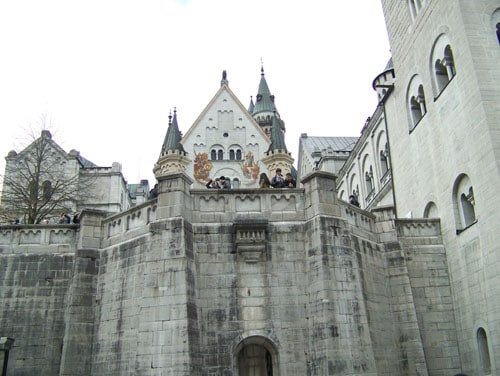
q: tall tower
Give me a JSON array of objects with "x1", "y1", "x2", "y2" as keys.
[
  {"x1": 380, "y1": 1, "x2": 500, "y2": 374},
  {"x1": 249, "y1": 66, "x2": 294, "y2": 175}
]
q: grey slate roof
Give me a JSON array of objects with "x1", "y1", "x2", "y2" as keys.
[{"x1": 301, "y1": 136, "x2": 359, "y2": 156}]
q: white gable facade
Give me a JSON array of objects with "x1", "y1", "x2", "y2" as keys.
[{"x1": 181, "y1": 83, "x2": 271, "y2": 189}]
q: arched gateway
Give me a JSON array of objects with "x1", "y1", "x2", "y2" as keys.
[{"x1": 234, "y1": 336, "x2": 279, "y2": 376}]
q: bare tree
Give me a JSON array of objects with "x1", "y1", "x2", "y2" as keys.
[{"x1": 0, "y1": 124, "x2": 96, "y2": 224}]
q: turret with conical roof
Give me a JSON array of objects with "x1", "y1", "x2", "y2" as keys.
[
  {"x1": 153, "y1": 109, "x2": 191, "y2": 179},
  {"x1": 250, "y1": 66, "x2": 283, "y2": 137},
  {"x1": 249, "y1": 67, "x2": 293, "y2": 176}
]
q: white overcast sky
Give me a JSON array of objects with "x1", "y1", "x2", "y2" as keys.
[{"x1": 0, "y1": 0, "x2": 391, "y2": 186}]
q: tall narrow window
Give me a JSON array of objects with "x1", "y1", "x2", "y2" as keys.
[
  {"x1": 461, "y1": 187, "x2": 476, "y2": 227},
  {"x1": 497, "y1": 23, "x2": 500, "y2": 44},
  {"x1": 477, "y1": 328, "x2": 491, "y2": 374},
  {"x1": 444, "y1": 45, "x2": 456, "y2": 78},
  {"x1": 380, "y1": 150, "x2": 389, "y2": 176},
  {"x1": 435, "y1": 45, "x2": 456, "y2": 93},
  {"x1": 42, "y1": 180, "x2": 52, "y2": 201},
  {"x1": 229, "y1": 150, "x2": 235, "y2": 160},
  {"x1": 217, "y1": 149, "x2": 223, "y2": 160},
  {"x1": 211, "y1": 150, "x2": 217, "y2": 161},
  {"x1": 410, "y1": 85, "x2": 426, "y2": 127},
  {"x1": 453, "y1": 174, "x2": 477, "y2": 232},
  {"x1": 365, "y1": 170, "x2": 373, "y2": 194},
  {"x1": 236, "y1": 149, "x2": 242, "y2": 160}
]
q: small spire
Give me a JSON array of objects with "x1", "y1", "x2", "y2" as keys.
[
  {"x1": 161, "y1": 107, "x2": 185, "y2": 154},
  {"x1": 248, "y1": 96, "x2": 255, "y2": 113},
  {"x1": 267, "y1": 113, "x2": 288, "y2": 153}
]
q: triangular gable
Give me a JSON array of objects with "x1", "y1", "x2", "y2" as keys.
[
  {"x1": 15, "y1": 131, "x2": 72, "y2": 163},
  {"x1": 181, "y1": 84, "x2": 270, "y2": 144}
]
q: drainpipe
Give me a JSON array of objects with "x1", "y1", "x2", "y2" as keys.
[{"x1": 378, "y1": 85, "x2": 398, "y2": 219}]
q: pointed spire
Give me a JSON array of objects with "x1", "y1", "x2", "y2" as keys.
[
  {"x1": 251, "y1": 65, "x2": 278, "y2": 116},
  {"x1": 267, "y1": 113, "x2": 288, "y2": 153},
  {"x1": 161, "y1": 108, "x2": 185, "y2": 154}
]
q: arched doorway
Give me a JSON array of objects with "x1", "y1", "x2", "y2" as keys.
[{"x1": 234, "y1": 336, "x2": 279, "y2": 376}]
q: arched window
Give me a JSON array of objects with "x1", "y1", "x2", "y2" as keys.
[
  {"x1": 380, "y1": 149, "x2": 389, "y2": 176},
  {"x1": 365, "y1": 168, "x2": 374, "y2": 194},
  {"x1": 42, "y1": 180, "x2": 52, "y2": 201},
  {"x1": 460, "y1": 187, "x2": 476, "y2": 227},
  {"x1": 453, "y1": 174, "x2": 477, "y2": 232},
  {"x1": 408, "y1": 76, "x2": 427, "y2": 130},
  {"x1": 229, "y1": 150, "x2": 235, "y2": 160},
  {"x1": 217, "y1": 149, "x2": 223, "y2": 160},
  {"x1": 477, "y1": 328, "x2": 491, "y2": 374},
  {"x1": 28, "y1": 181, "x2": 37, "y2": 202},
  {"x1": 431, "y1": 35, "x2": 456, "y2": 96},
  {"x1": 434, "y1": 45, "x2": 456, "y2": 93},
  {"x1": 210, "y1": 150, "x2": 217, "y2": 161},
  {"x1": 232, "y1": 178, "x2": 240, "y2": 189},
  {"x1": 236, "y1": 149, "x2": 242, "y2": 160},
  {"x1": 497, "y1": 22, "x2": 500, "y2": 44}
]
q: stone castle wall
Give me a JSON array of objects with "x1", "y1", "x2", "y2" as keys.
[{"x1": 0, "y1": 172, "x2": 460, "y2": 375}]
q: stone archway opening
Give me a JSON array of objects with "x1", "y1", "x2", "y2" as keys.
[{"x1": 234, "y1": 336, "x2": 279, "y2": 376}]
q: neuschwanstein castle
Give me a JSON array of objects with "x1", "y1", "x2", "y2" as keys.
[{"x1": 1, "y1": 1, "x2": 499, "y2": 375}]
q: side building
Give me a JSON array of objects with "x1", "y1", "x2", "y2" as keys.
[{"x1": 0, "y1": 130, "x2": 140, "y2": 224}]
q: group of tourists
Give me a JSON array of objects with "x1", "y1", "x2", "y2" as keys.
[
  {"x1": 206, "y1": 176, "x2": 232, "y2": 189},
  {"x1": 259, "y1": 168, "x2": 296, "y2": 189}
]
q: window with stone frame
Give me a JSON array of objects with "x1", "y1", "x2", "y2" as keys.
[
  {"x1": 379, "y1": 140, "x2": 390, "y2": 177},
  {"x1": 434, "y1": 45, "x2": 456, "y2": 94},
  {"x1": 42, "y1": 180, "x2": 53, "y2": 201},
  {"x1": 452, "y1": 174, "x2": 477, "y2": 233},
  {"x1": 477, "y1": 327, "x2": 492, "y2": 374},
  {"x1": 229, "y1": 146, "x2": 243, "y2": 161},
  {"x1": 430, "y1": 35, "x2": 456, "y2": 97},
  {"x1": 497, "y1": 22, "x2": 500, "y2": 44},
  {"x1": 365, "y1": 166, "x2": 374, "y2": 195},
  {"x1": 407, "y1": 75, "x2": 427, "y2": 131}
]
